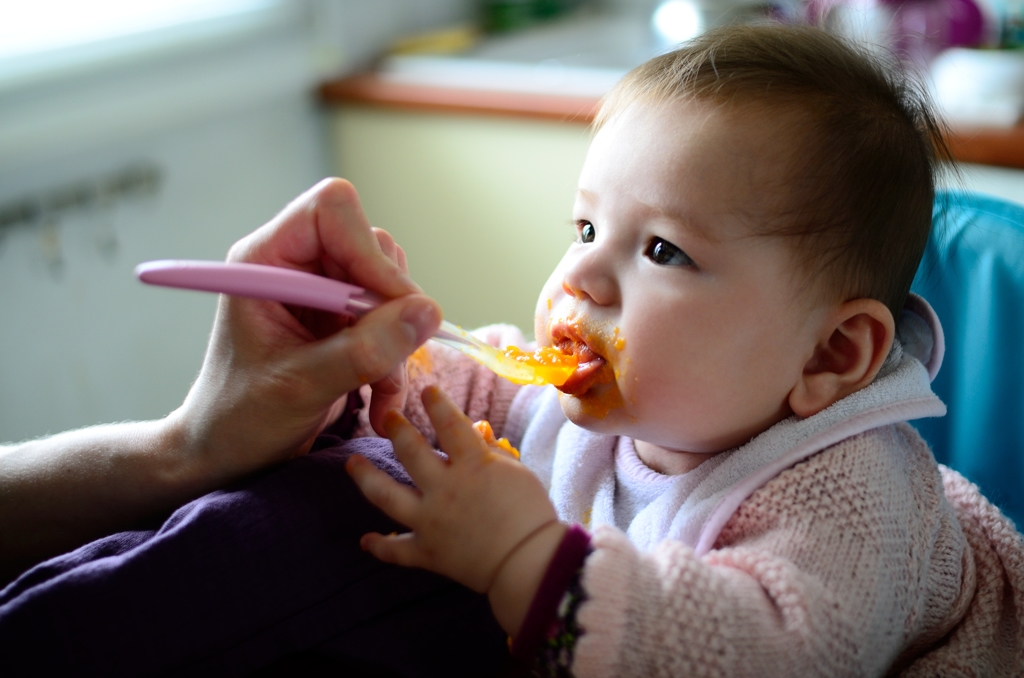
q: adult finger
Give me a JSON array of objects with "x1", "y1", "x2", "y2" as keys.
[
  {"x1": 345, "y1": 455, "x2": 421, "y2": 527},
  {"x1": 373, "y1": 228, "x2": 401, "y2": 266},
  {"x1": 362, "y1": 229, "x2": 410, "y2": 432},
  {"x1": 304, "y1": 294, "x2": 441, "y2": 401},
  {"x1": 366, "y1": 366, "x2": 408, "y2": 437},
  {"x1": 380, "y1": 410, "x2": 446, "y2": 486},
  {"x1": 421, "y1": 386, "x2": 486, "y2": 462},
  {"x1": 307, "y1": 181, "x2": 420, "y2": 297},
  {"x1": 230, "y1": 179, "x2": 419, "y2": 300},
  {"x1": 395, "y1": 243, "x2": 408, "y2": 273},
  {"x1": 371, "y1": 229, "x2": 410, "y2": 279}
]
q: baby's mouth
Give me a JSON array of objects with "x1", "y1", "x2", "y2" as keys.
[{"x1": 551, "y1": 324, "x2": 609, "y2": 396}]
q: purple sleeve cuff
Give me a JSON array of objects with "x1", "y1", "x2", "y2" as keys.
[{"x1": 510, "y1": 523, "x2": 591, "y2": 662}]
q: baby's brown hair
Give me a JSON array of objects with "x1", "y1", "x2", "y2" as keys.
[{"x1": 597, "y1": 23, "x2": 949, "y2": 319}]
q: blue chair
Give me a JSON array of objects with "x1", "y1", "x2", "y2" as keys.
[{"x1": 911, "y1": 191, "x2": 1024, "y2": 529}]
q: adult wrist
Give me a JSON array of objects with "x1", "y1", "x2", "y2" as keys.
[{"x1": 155, "y1": 406, "x2": 215, "y2": 498}]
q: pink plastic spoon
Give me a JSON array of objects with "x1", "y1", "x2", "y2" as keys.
[{"x1": 135, "y1": 259, "x2": 573, "y2": 386}]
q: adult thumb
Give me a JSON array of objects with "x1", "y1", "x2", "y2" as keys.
[{"x1": 311, "y1": 294, "x2": 442, "y2": 399}]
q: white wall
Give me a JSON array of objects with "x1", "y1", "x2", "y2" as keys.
[
  {"x1": 0, "y1": 0, "x2": 474, "y2": 443},
  {"x1": 0, "y1": 97, "x2": 331, "y2": 443},
  {"x1": 951, "y1": 164, "x2": 1024, "y2": 205}
]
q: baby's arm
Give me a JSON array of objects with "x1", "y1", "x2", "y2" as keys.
[
  {"x1": 347, "y1": 385, "x2": 567, "y2": 637},
  {"x1": 348, "y1": 401, "x2": 916, "y2": 676}
]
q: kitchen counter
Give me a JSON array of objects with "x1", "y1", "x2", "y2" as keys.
[
  {"x1": 320, "y1": 72, "x2": 599, "y2": 123},
  {"x1": 320, "y1": 71, "x2": 1024, "y2": 170},
  {"x1": 945, "y1": 125, "x2": 1024, "y2": 169}
]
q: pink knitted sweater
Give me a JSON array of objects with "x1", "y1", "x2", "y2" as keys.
[{"x1": 354, "y1": 321, "x2": 1024, "y2": 676}]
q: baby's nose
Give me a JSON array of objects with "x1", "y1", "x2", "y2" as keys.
[
  {"x1": 559, "y1": 243, "x2": 620, "y2": 307},
  {"x1": 561, "y1": 269, "x2": 617, "y2": 307}
]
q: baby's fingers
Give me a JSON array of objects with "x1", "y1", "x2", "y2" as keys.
[
  {"x1": 359, "y1": 531, "x2": 426, "y2": 569},
  {"x1": 381, "y1": 409, "x2": 446, "y2": 484},
  {"x1": 346, "y1": 454, "x2": 421, "y2": 526},
  {"x1": 421, "y1": 386, "x2": 489, "y2": 461},
  {"x1": 472, "y1": 420, "x2": 521, "y2": 460}
]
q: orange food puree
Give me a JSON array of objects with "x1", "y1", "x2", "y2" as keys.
[
  {"x1": 472, "y1": 420, "x2": 520, "y2": 459},
  {"x1": 500, "y1": 345, "x2": 578, "y2": 387},
  {"x1": 612, "y1": 327, "x2": 626, "y2": 351},
  {"x1": 406, "y1": 345, "x2": 433, "y2": 380},
  {"x1": 579, "y1": 381, "x2": 625, "y2": 420}
]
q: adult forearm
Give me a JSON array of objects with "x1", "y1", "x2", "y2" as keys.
[{"x1": 0, "y1": 416, "x2": 198, "y2": 581}]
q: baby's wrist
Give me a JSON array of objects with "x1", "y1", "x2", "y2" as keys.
[
  {"x1": 509, "y1": 524, "x2": 591, "y2": 664},
  {"x1": 488, "y1": 521, "x2": 568, "y2": 636}
]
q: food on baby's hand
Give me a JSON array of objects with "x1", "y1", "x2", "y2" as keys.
[{"x1": 472, "y1": 420, "x2": 520, "y2": 459}]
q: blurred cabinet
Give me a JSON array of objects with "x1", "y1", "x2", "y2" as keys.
[{"x1": 329, "y1": 106, "x2": 591, "y2": 334}]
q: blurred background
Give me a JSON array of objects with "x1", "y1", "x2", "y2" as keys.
[{"x1": 1, "y1": 0, "x2": 1022, "y2": 443}]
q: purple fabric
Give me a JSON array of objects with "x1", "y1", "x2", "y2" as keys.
[
  {"x1": 0, "y1": 436, "x2": 513, "y2": 677},
  {"x1": 510, "y1": 524, "x2": 591, "y2": 663}
]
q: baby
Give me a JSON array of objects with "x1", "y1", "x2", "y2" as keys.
[{"x1": 346, "y1": 23, "x2": 1024, "y2": 676}]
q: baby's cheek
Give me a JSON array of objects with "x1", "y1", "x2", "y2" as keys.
[
  {"x1": 534, "y1": 263, "x2": 570, "y2": 343},
  {"x1": 621, "y1": 354, "x2": 686, "y2": 419},
  {"x1": 533, "y1": 297, "x2": 555, "y2": 346}
]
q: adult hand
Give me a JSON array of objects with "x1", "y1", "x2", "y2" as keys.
[
  {"x1": 0, "y1": 179, "x2": 440, "y2": 578},
  {"x1": 168, "y1": 178, "x2": 442, "y2": 492},
  {"x1": 347, "y1": 386, "x2": 566, "y2": 636}
]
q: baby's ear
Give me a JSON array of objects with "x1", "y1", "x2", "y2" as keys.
[{"x1": 789, "y1": 299, "x2": 895, "y2": 418}]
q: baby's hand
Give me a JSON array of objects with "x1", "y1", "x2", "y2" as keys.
[
  {"x1": 471, "y1": 419, "x2": 521, "y2": 460},
  {"x1": 346, "y1": 386, "x2": 560, "y2": 596}
]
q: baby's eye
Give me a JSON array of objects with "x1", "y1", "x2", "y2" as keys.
[
  {"x1": 645, "y1": 237, "x2": 694, "y2": 267},
  {"x1": 576, "y1": 221, "x2": 596, "y2": 244}
]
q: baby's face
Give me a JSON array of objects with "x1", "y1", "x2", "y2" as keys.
[{"x1": 535, "y1": 100, "x2": 829, "y2": 472}]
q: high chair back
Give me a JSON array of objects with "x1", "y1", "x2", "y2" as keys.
[{"x1": 911, "y1": 191, "x2": 1024, "y2": 529}]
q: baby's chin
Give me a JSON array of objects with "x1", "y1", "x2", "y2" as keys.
[
  {"x1": 557, "y1": 379, "x2": 625, "y2": 425},
  {"x1": 557, "y1": 394, "x2": 606, "y2": 431}
]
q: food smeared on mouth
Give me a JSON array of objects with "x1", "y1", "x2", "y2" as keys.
[
  {"x1": 550, "y1": 320, "x2": 628, "y2": 418},
  {"x1": 551, "y1": 320, "x2": 627, "y2": 395},
  {"x1": 556, "y1": 339, "x2": 609, "y2": 396}
]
